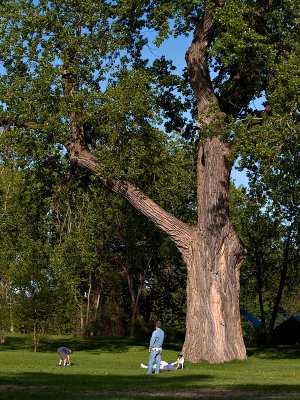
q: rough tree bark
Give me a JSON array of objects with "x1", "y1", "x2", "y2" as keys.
[
  {"x1": 64, "y1": 0, "x2": 248, "y2": 363},
  {"x1": 181, "y1": 138, "x2": 246, "y2": 362},
  {"x1": 180, "y1": 0, "x2": 247, "y2": 362}
]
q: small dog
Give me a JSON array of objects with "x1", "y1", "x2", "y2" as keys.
[{"x1": 174, "y1": 354, "x2": 184, "y2": 369}]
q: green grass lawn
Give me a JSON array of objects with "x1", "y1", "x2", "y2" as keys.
[{"x1": 0, "y1": 334, "x2": 299, "y2": 399}]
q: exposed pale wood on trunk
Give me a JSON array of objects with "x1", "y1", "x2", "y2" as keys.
[{"x1": 181, "y1": 228, "x2": 246, "y2": 362}]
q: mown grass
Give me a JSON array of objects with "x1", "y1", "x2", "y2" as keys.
[{"x1": 0, "y1": 334, "x2": 299, "y2": 399}]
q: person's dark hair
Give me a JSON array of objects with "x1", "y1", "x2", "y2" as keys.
[{"x1": 155, "y1": 320, "x2": 162, "y2": 328}]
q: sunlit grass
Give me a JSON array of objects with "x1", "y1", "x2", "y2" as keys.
[{"x1": 0, "y1": 334, "x2": 299, "y2": 399}]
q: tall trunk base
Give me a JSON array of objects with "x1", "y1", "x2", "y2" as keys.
[{"x1": 181, "y1": 230, "x2": 247, "y2": 363}]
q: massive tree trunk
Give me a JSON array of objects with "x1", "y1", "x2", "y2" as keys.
[
  {"x1": 178, "y1": 0, "x2": 246, "y2": 362},
  {"x1": 181, "y1": 137, "x2": 246, "y2": 363},
  {"x1": 182, "y1": 232, "x2": 246, "y2": 363}
]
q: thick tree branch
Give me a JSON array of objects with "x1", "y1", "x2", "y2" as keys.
[
  {"x1": 0, "y1": 110, "x2": 192, "y2": 252},
  {"x1": 63, "y1": 73, "x2": 193, "y2": 251},
  {"x1": 68, "y1": 144, "x2": 192, "y2": 252},
  {"x1": 0, "y1": 119, "x2": 38, "y2": 130}
]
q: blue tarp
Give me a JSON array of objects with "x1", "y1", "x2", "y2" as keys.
[{"x1": 240, "y1": 309, "x2": 262, "y2": 328}]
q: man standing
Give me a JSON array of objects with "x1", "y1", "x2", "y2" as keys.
[
  {"x1": 147, "y1": 321, "x2": 165, "y2": 375},
  {"x1": 57, "y1": 346, "x2": 72, "y2": 366}
]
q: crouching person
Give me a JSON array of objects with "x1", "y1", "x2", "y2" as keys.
[{"x1": 57, "y1": 346, "x2": 72, "y2": 366}]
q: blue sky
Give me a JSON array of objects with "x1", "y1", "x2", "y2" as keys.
[{"x1": 143, "y1": 32, "x2": 249, "y2": 187}]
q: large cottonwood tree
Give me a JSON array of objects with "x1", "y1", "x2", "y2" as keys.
[{"x1": 0, "y1": 0, "x2": 298, "y2": 362}]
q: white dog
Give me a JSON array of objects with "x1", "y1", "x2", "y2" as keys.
[{"x1": 173, "y1": 354, "x2": 184, "y2": 369}]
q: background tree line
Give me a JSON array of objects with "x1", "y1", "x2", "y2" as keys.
[
  {"x1": 0, "y1": 133, "x2": 192, "y2": 345},
  {"x1": 0, "y1": 137, "x2": 298, "y2": 347}
]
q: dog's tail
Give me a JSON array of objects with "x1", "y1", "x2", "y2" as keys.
[{"x1": 140, "y1": 363, "x2": 148, "y2": 369}]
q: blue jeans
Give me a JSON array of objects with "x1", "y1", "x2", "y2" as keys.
[{"x1": 147, "y1": 350, "x2": 162, "y2": 374}]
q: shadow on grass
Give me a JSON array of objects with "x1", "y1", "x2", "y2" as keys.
[
  {"x1": 247, "y1": 346, "x2": 300, "y2": 360},
  {"x1": 2, "y1": 334, "x2": 298, "y2": 361},
  {"x1": 1, "y1": 335, "x2": 183, "y2": 355},
  {"x1": 1, "y1": 335, "x2": 144, "y2": 353},
  {"x1": 0, "y1": 372, "x2": 299, "y2": 400}
]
